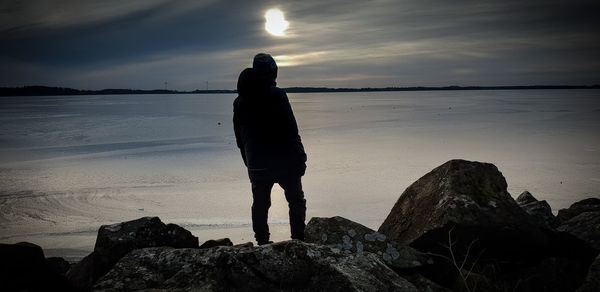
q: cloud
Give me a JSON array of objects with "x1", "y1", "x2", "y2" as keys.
[
  {"x1": 1, "y1": 0, "x2": 599, "y2": 88},
  {"x1": 1, "y1": 0, "x2": 163, "y2": 34},
  {"x1": 0, "y1": 0, "x2": 217, "y2": 33}
]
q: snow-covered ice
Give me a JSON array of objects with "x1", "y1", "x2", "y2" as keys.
[{"x1": 1, "y1": 90, "x2": 599, "y2": 258}]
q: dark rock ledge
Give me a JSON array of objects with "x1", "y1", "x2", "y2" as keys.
[{"x1": 1, "y1": 159, "x2": 598, "y2": 292}]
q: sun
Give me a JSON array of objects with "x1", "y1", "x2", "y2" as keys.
[{"x1": 265, "y1": 8, "x2": 289, "y2": 37}]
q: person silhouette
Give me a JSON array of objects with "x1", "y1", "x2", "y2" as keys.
[{"x1": 233, "y1": 53, "x2": 307, "y2": 245}]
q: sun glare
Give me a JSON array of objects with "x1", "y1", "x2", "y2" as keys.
[{"x1": 265, "y1": 8, "x2": 288, "y2": 37}]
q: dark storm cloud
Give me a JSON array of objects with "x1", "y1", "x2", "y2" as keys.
[
  {"x1": 1, "y1": 0, "x2": 599, "y2": 89},
  {"x1": 1, "y1": 0, "x2": 264, "y2": 66}
]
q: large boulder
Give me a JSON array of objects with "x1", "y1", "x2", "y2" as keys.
[
  {"x1": 67, "y1": 216, "x2": 198, "y2": 291},
  {"x1": 377, "y1": 160, "x2": 598, "y2": 290},
  {"x1": 378, "y1": 159, "x2": 549, "y2": 262},
  {"x1": 515, "y1": 191, "x2": 559, "y2": 228},
  {"x1": 557, "y1": 211, "x2": 600, "y2": 251},
  {"x1": 557, "y1": 198, "x2": 600, "y2": 250},
  {"x1": 93, "y1": 240, "x2": 418, "y2": 291},
  {"x1": 305, "y1": 216, "x2": 431, "y2": 270},
  {"x1": 577, "y1": 255, "x2": 600, "y2": 292},
  {"x1": 557, "y1": 198, "x2": 600, "y2": 223},
  {"x1": 0, "y1": 242, "x2": 72, "y2": 291}
]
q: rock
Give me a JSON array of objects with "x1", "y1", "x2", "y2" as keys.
[
  {"x1": 0, "y1": 242, "x2": 72, "y2": 291},
  {"x1": 516, "y1": 191, "x2": 559, "y2": 228},
  {"x1": 46, "y1": 256, "x2": 71, "y2": 276},
  {"x1": 66, "y1": 251, "x2": 97, "y2": 292},
  {"x1": 233, "y1": 242, "x2": 255, "y2": 248},
  {"x1": 578, "y1": 255, "x2": 600, "y2": 292},
  {"x1": 556, "y1": 198, "x2": 600, "y2": 251},
  {"x1": 555, "y1": 198, "x2": 600, "y2": 251},
  {"x1": 305, "y1": 216, "x2": 431, "y2": 270},
  {"x1": 498, "y1": 257, "x2": 589, "y2": 292},
  {"x1": 200, "y1": 238, "x2": 233, "y2": 249},
  {"x1": 402, "y1": 273, "x2": 453, "y2": 292},
  {"x1": 94, "y1": 240, "x2": 418, "y2": 291},
  {"x1": 378, "y1": 159, "x2": 549, "y2": 262},
  {"x1": 67, "y1": 216, "x2": 198, "y2": 291},
  {"x1": 454, "y1": 271, "x2": 498, "y2": 292},
  {"x1": 557, "y1": 198, "x2": 600, "y2": 223},
  {"x1": 376, "y1": 160, "x2": 600, "y2": 289},
  {"x1": 516, "y1": 191, "x2": 537, "y2": 205},
  {"x1": 557, "y1": 209, "x2": 600, "y2": 250}
]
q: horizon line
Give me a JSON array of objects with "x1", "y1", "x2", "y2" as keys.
[{"x1": 1, "y1": 84, "x2": 599, "y2": 96}]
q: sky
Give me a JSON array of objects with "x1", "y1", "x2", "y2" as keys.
[{"x1": 1, "y1": 0, "x2": 599, "y2": 90}]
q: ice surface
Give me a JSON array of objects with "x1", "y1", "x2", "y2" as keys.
[{"x1": 1, "y1": 90, "x2": 599, "y2": 258}]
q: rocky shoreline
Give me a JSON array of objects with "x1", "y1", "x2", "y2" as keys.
[{"x1": 1, "y1": 159, "x2": 598, "y2": 291}]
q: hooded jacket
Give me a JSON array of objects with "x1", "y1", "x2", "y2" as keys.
[{"x1": 233, "y1": 68, "x2": 307, "y2": 181}]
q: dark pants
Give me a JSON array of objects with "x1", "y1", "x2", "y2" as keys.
[{"x1": 251, "y1": 176, "x2": 306, "y2": 244}]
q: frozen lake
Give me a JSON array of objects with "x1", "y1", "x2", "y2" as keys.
[{"x1": 1, "y1": 90, "x2": 599, "y2": 259}]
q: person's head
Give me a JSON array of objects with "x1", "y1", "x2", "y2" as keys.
[{"x1": 253, "y1": 53, "x2": 278, "y2": 82}]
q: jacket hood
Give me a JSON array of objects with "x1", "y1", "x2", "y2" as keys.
[{"x1": 237, "y1": 67, "x2": 275, "y2": 98}]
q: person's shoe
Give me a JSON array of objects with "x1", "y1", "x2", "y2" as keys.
[{"x1": 258, "y1": 240, "x2": 273, "y2": 246}]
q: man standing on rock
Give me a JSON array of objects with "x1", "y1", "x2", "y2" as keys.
[{"x1": 233, "y1": 53, "x2": 308, "y2": 245}]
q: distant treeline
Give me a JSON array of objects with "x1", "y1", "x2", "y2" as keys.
[
  {"x1": 284, "y1": 85, "x2": 600, "y2": 93},
  {"x1": 1, "y1": 85, "x2": 599, "y2": 96},
  {"x1": 0, "y1": 86, "x2": 234, "y2": 96}
]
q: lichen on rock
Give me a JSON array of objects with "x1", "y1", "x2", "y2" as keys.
[
  {"x1": 305, "y1": 216, "x2": 429, "y2": 270},
  {"x1": 93, "y1": 241, "x2": 418, "y2": 292}
]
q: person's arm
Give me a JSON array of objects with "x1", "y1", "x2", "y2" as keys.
[
  {"x1": 278, "y1": 89, "x2": 307, "y2": 162},
  {"x1": 233, "y1": 98, "x2": 248, "y2": 166},
  {"x1": 282, "y1": 92, "x2": 303, "y2": 144}
]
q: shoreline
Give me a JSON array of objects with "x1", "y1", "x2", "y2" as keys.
[
  {"x1": 0, "y1": 189, "x2": 585, "y2": 261},
  {"x1": 3, "y1": 159, "x2": 599, "y2": 291},
  {"x1": 0, "y1": 222, "x2": 296, "y2": 261}
]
